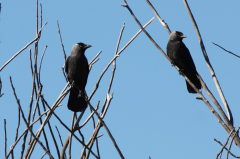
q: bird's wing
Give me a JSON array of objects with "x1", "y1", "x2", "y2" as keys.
[{"x1": 180, "y1": 42, "x2": 197, "y2": 71}]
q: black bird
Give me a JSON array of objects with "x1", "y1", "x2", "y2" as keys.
[
  {"x1": 167, "y1": 31, "x2": 201, "y2": 93},
  {"x1": 65, "y1": 43, "x2": 91, "y2": 112}
]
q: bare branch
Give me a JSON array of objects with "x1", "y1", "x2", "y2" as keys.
[
  {"x1": 4, "y1": 119, "x2": 7, "y2": 158},
  {"x1": 213, "y1": 42, "x2": 240, "y2": 58},
  {"x1": 68, "y1": 113, "x2": 75, "y2": 159},
  {"x1": 145, "y1": 0, "x2": 171, "y2": 34},
  {"x1": 38, "y1": 45, "x2": 48, "y2": 81},
  {"x1": 183, "y1": 0, "x2": 233, "y2": 126}
]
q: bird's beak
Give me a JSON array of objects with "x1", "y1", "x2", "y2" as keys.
[
  {"x1": 181, "y1": 34, "x2": 187, "y2": 38},
  {"x1": 85, "y1": 44, "x2": 92, "y2": 48}
]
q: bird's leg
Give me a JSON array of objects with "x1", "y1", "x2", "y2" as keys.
[
  {"x1": 170, "y1": 60, "x2": 176, "y2": 66},
  {"x1": 178, "y1": 69, "x2": 184, "y2": 75},
  {"x1": 78, "y1": 90, "x2": 82, "y2": 98}
]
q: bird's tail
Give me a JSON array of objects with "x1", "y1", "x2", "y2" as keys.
[
  {"x1": 185, "y1": 72, "x2": 202, "y2": 93},
  {"x1": 67, "y1": 87, "x2": 87, "y2": 112}
]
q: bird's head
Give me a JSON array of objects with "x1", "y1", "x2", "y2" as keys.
[
  {"x1": 168, "y1": 31, "x2": 186, "y2": 41},
  {"x1": 71, "y1": 42, "x2": 92, "y2": 55}
]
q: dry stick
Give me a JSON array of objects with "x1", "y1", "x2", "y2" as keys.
[
  {"x1": 89, "y1": 51, "x2": 102, "y2": 65},
  {"x1": 69, "y1": 113, "x2": 75, "y2": 159},
  {"x1": 15, "y1": 107, "x2": 21, "y2": 141},
  {"x1": 183, "y1": 0, "x2": 233, "y2": 126},
  {"x1": 216, "y1": 129, "x2": 235, "y2": 159},
  {"x1": 88, "y1": 17, "x2": 154, "y2": 101},
  {"x1": 145, "y1": 0, "x2": 171, "y2": 34},
  {"x1": 0, "y1": 22, "x2": 47, "y2": 72},
  {"x1": 74, "y1": 113, "x2": 87, "y2": 158},
  {"x1": 40, "y1": 151, "x2": 47, "y2": 159},
  {"x1": 56, "y1": 126, "x2": 67, "y2": 159},
  {"x1": 74, "y1": 113, "x2": 84, "y2": 138},
  {"x1": 91, "y1": 102, "x2": 100, "y2": 158},
  {"x1": 214, "y1": 139, "x2": 240, "y2": 158},
  {"x1": 96, "y1": 134, "x2": 103, "y2": 138},
  {"x1": 57, "y1": 20, "x2": 68, "y2": 82},
  {"x1": 38, "y1": 45, "x2": 48, "y2": 80},
  {"x1": 0, "y1": 77, "x2": 3, "y2": 97},
  {"x1": 212, "y1": 42, "x2": 240, "y2": 59},
  {"x1": 9, "y1": 76, "x2": 53, "y2": 159},
  {"x1": 89, "y1": 58, "x2": 100, "y2": 72},
  {"x1": 4, "y1": 119, "x2": 7, "y2": 158},
  {"x1": 88, "y1": 101, "x2": 99, "y2": 158},
  {"x1": 89, "y1": 51, "x2": 102, "y2": 71},
  {"x1": 36, "y1": 91, "x2": 50, "y2": 152},
  {"x1": 56, "y1": 126, "x2": 64, "y2": 147},
  {"x1": 227, "y1": 126, "x2": 240, "y2": 158}
]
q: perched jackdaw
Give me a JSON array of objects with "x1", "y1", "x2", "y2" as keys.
[
  {"x1": 167, "y1": 31, "x2": 201, "y2": 93},
  {"x1": 65, "y1": 43, "x2": 91, "y2": 112}
]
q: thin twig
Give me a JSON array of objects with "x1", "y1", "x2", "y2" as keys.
[
  {"x1": 68, "y1": 113, "x2": 75, "y2": 159},
  {"x1": 15, "y1": 107, "x2": 21, "y2": 142},
  {"x1": 40, "y1": 151, "x2": 47, "y2": 159},
  {"x1": 212, "y1": 42, "x2": 240, "y2": 58},
  {"x1": 55, "y1": 126, "x2": 67, "y2": 159},
  {"x1": 89, "y1": 51, "x2": 102, "y2": 65},
  {"x1": 145, "y1": 0, "x2": 171, "y2": 34},
  {"x1": 4, "y1": 119, "x2": 7, "y2": 158},
  {"x1": 38, "y1": 45, "x2": 48, "y2": 81}
]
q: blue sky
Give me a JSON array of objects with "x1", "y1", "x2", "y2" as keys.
[{"x1": 0, "y1": 0, "x2": 240, "y2": 158}]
